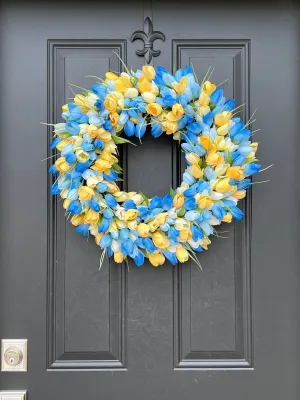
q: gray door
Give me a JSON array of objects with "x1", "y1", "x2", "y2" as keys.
[{"x1": 0, "y1": 1, "x2": 299, "y2": 399}]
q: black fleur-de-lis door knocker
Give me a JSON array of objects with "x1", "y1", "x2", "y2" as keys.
[{"x1": 131, "y1": 17, "x2": 166, "y2": 64}]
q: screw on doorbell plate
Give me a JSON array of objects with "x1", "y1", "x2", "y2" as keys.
[{"x1": 1, "y1": 339, "x2": 27, "y2": 372}]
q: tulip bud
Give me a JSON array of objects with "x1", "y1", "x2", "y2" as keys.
[
  {"x1": 142, "y1": 65, "x2": 156, "y2": 81},
  {"x1": 142, "y1": 92, "x2": 157, "y2": 104},
  {"x1": 175, "y1": 246, "x2": 189, "y2": 262},
  {"x1": 124, "y1": 88, "x2": 139, "y2": 98},
  {"x1": 148, "y1": 252, "x2": 165, "y2": 267}
]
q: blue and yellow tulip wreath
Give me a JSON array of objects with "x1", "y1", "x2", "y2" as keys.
[{"x1": 48, "y1": 63, "x2": 262, "y2": 268}]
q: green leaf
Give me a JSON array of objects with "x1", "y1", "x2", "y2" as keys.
[
  {"x1": 112, "y1": 163, "x2": 123, "y2": 173},
  {"x1": 209, "y1": 102, "x2": 216, "y2": 111},
  {"x1": 139, "y1": 191, "x2": 149, "y2": 206},
  {"x1": 177, "y1": 206, "x2": 185, "y2": 217},
  {"x1": 169, "y1": 186, "x2": 176, "y2": 198},
  {"x1": 227, "y1": 151, "x2": 232, "y2": 165},
  {"x1": 112, "y1": 136, "x2": 137, "y2": 146},
  {"x1": 115, "y1": 177, "x2": 124, "y2": 182}
]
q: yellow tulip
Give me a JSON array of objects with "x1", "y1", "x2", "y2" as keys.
[
  {"x1": 110, "y1": 112, "x2": 120, "y2": 126},
  {"x1": 186, "y1": 152, "x2": 200, "y2": 165},
  {"x1": 166, "y1": 111, "x2": 180, "y2": 122},
  {"x1": 76, "y1": 149, "x2": 90, "y2": 163},
  {"x1": 97, "y1": 129, "x2": 112, "y2": 142},
  {"x1": 172, "y1": 77, "x2": 188, "y2": 94},
  {"x1": 179, "y1": 228, "x2": 191, "y2": 242},
  {"x1": 104, "y1": 95, "x2": 118, "y2": 112},
  {"x1": 148, "y1": 252, "x2": 165, "y2": 267},
  {"x1": 138, "y1": 77, "x2": 152, "y2": 92},
  {"x1": 71, "y1": 214, "x2": 84, "y2": 226},
  {"x1": 56, "y1": 139, "x2": 72, "y2": 152},
  {"x1": 106, "y1": 182, "x2": 119, "y2": 193},
  {"x1": 124, "y1": 209, "x2": 139, "y2": 221},
  {"x1": 124, "y1": 87, "x2": 139, "y2": 98},
  {"x1": 200, "y1": 237, "x2": 211, "y2": 250},
  {"x1": 191, "y1": 164, "x2": 203, "y2": 179},
  {"x1": 223, "y1": 213, "x2": 233, "y2": 223},
  {"x1": 55, "y1": 157, "x2": 71, "y2": 172},
  {"x1": 73, "y1": 94, "x2": 89, "y2": 113},
  {"x1": 114, "y1": 79, "x2": 127, "y2": 92},
  {"x1": 217, "y1": 123, "x2": 230, "y2": 136},
  {"x1": 148, "y1": 220, "x2": 159, "y2": 232},
  {"x1": 232, "y1": 190, "x2": 246, "y2": 200},
  {"x1": 198, "y1": 136, "x2": 216, "y2": 153},
  {"x1": 197, "y1": 195, "x2": 213, "y2": 209},
  {"x1": 105, "y1": 71, "x2": 118, "y2": 81},
  {"x1": 87, "y1": 124, "x2": 98, "y2": 138},
  {"x1": 199, "y1": 91, "x2": 210, "y2": 106},
  {"x1": 78, "y1": 186, "x2": 94, "y2": 201},
  {"x1": 206, "y1": 152, "x2": 224, "y2": 166},
  {"x1": 63, "y1": 198, "x2": 70, "y2": 210},
  {"x1": 215, "y1": 177, "x2": 233, "y2": 193},
  {"x1": 142, "y1": 92, "x2": 156, "y2": 103},
  {"x1": 215, "y1": 111, "x2": 232, "y2": 127},
  {"x1": 146, "y1": 103, "x2": 162, "y2": 117},
  {"x1": 162, "y1": 120, "x2": 178, "y2": 135},
  {"x1": 172, "y1": 103, "x2": 184, "y2": 118},
  {"x1": 152, "y1": 231, "x2": 169, "y2": 249},
  {"x1": 155, "y1": 213, "x2": 168, "y2": 225},
  {"x1": 226, "y1": 166, "x2": 244, "y2": 180},
  {"x1": 62, "y1": 103, "x2": 68, "y2": 112},
  {"x1": 173, "y1": 193, "x2": 185, "y2": 208},
  {"x1": 202, "y1": 80, "x2": 216, "y2": 95},
  {"x1": 137, "y1": 223, "x2": 150, "y2": 237},
  {"x1": 84, "y1": 209, "x2": 99, "y2": 224},
  {"x1": 114, "y1": 251, "x2": 124, "y2": 263},
  {"x1": 91, "y1": 159, "x2": 112, "y2": 172},
  {"x1": 142, "y1": 65, "x2": 156, "y2": 81},
  {"x1": 127, "y1": 220, "x2": 138, "y2": 230},
  {"x1": 176, "y1": 246, "x2": 189, "y2": 262},
  {"x1": 114, "y1": 191, "x2": 128, "y2": 202}
]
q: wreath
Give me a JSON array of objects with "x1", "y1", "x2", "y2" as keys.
[{"x1": 48, "y1": 63, "x2": 261, "y2": 268}]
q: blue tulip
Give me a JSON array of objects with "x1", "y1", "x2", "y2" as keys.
[
  {"x1": 230, "y1": 206, "x2": 244, "y2": 221},
  {"x1": 97, "y1": 182, "x2": 108, "y2": 193},
  {"x1": 234, "y1": 129, "x2": 251, "y2": 143},
  {"x1": 50, "y1": 137, "x2": 62, "y2": 149},
  {"x1": 237, "y1": 179, "x2": 252, "y2": 190},
  {"x1": 107, "y1": 247, "x2": 113, "y2": 257},
  {"x1": 143, "y1": 237, "x2": 157, "y2": 253},
  {"x1": 48, "y1": 165, "x2": 58, "y2": 175},
  {"x1": 103, "y1": 170, "x2": 118, "y2": 181},
  {"x1": 121, "y1": 239, "x2": 134, "y2": 256},
  {"x1": 244, "y1": 162, "x2": 261, "y2": 176},
  {"x1": 229, "y1": 121, "x2": 245, "y2": 138},
  {"x1": 65, "y1": 120, "x2": 80, "y2": 135},
  {"x1": 135, "y1": 123, "x2": 146, "y2": 139},
  {"x1": 183, "y1": 171, "x2": 195, "y2": 185},
  {"x1": 81, "y1": 142, "x2": 94, "y2": 152},
  {"x1": 163, "y1": 95, "x2": 177, "y2": 107},
  {"x1": 190, "y1": 225, "x2": 204, "y2": 241},
  {"x1": 124, "y1": 120, "x2": 135, "y2": 137},
  {"x1": 203, "y1": 112, "x2": 214, "y2": 127},
  {"x1": 204, "y1": 166, "x2": 217, "y2": 181},
  {"x1": 151, "y1": 122, "x2": 163, "y2": 138},
  {"x1": 100, "y1": 234, "x2": 112, "y2": 248},
  {"x1": 120, "y1": 228, "x2": 130, "y2": 241},
  {"x1": 210, "y1": 88, "x2": 223, "y2": 104},
  {"x1": 123, "y1": 199, "x2": 137, "y2": 210},
  {"x1": 223, "y1": 99, "x2": 235, "y2": 111},
  {"x1": 75, "y1": 161, "x2": 91, "y2": 173},
  {"x1": 76, "y1": 224, "x2": 89, "y2": 237},
  {"x1": 184, "y1": 198, "x2": 197, "y2": 210},
  {"x1": 232, "y1": 152, "x2": 246, "y2": 166},
  {"x1": 69, "y1": 105, "x2": 82, "y2": 120},
  {"x1": 163, "y1": 251, "x2": 178, "y2": 265},
  {"x1": 68, "y1": 201, "x2": 82, "y2": 214},
  {"x1": 199, "y1": 222, "x2": 213, "y2": 236},
  {"x1": 183, "y1": 186, "x2": 197, "y2": 198},
  {"x1": 136, "y1": 206, "x2": 149, "y2": 219},
  {"x1": 119, "y1": 111, "x2": 129, "y2": 125},
  {"x1": 185, "y1": 210, "x2": 200, "y2": 221},
  {"x1": 89, "y1": 116, "x2": 104, "y2": 126},
  {"x1": 67, "y1": 189, "x2": 78, "y2": 201},
  {"x1": 149, "y1": 196, "x2": 162, "y2": 210},
  {"x1": 212, "y1": 203, "x2": 227, "y2": 220},
  {"x1": 88, "y1": 199, "x2": 100, "y2": 212},
  {"x1": 162, "y1": 193, "x2": 173, "y2": 210},
  {"x1": 134, "y1": 250, "x2": 145, "y2": 267},
  {"x1": 181, "y1": 143, "x2": 194, "y2": 153},
  {"x1": 188, "y1": 121, "x2": 203, "y2": 134},
  {"x1": 103, "y1": 208, "x2": 114, "y2": 220},
  {"x1": 65, "y1": 153, "x2": 77, "y2": 165},
  {"x1": 168, "y1": 227, "x2": 179, "y2": 239},
  {"x1": 51, "y1": 183, "x2": 61, "y2": 195},
  {"x1": 98, "y1": 218, "x2": 110, "y2": 233},
  {"x1": 94, "y1": 139, "x2": 104, "y2": 149},
  {"x1": 105, "y1": 194, "x2": 117, "y2": 208}
]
